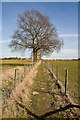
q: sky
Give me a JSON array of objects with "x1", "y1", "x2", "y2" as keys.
[{"x1": 0, "y1": 2, "x2": 79, "y2": 59}]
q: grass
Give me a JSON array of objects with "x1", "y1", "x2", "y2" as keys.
[
  {"x1": 0, "y1": 59, "x2": 33, "y2": 72},
  {"x1": 46, "y1": 60, "x2": 78, "y2": 103},
  {"x1": 28, "y1": 61, "x2": 80, "y2": 118},
  {"x1": 28, "y1": 62, "x2": 74, "y2": 118},
  {"x1": 0, "y1": 59, "x2": 33, "y2": 64},
  {"x1": 2, "y1": 61, "x2": 40, "y2": 118},
  {"x1": 2, "y1": 66, "x2": 24, "y2": 101},
  {"x1": 1, "y1": 61, "x2": 79, "y2": 118},
  {"x1": 1, "y1": 65, "x2": 16, "y2": 72},
  {"x1": 29, "y1": 62, "x2": 58, "y2": 117},
  {"x1": 1, "y1": 59, "x2": 33, "y2": 105}
]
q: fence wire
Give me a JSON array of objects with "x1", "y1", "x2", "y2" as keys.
[
  {"x1": 43, "y1": 60, "x2": 78, "y2": 105},
  {"x1": 1, "y1": 63, "x2": 34, "y2": 106}
]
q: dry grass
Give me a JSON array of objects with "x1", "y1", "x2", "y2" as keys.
[
  {"x1": 2, "y1": 66, "x2": 24, "y2": 101},
  {"x1": 2, "y1": 61, "x2": 41, "y2": 118},
  {"x1": 46, "y1": 60, "x2": 78, "y2": 104},
  {"x1": 1, "y1": 59, "x2": 33, "y2": 64}
]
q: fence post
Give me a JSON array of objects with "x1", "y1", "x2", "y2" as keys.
[
  {"x1": 14, "y1": 68, "x2": 17, "y2": 88},
  {"x1": 65, "y1": 69, "x2": 68, "y2": 95},
  {"x1": 52, "y1": 64, "x2": 54, "y2": 74},
  {"x1": 56, "y1": 66, "x2": 58, "y2": 80}
]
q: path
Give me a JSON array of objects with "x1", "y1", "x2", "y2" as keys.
[
  {"x1": 2, "y1": 61, "x2": 79, "y2": 119},
  {"x1": 28, "y1": 61, "x2": 79, "y2": 119}
]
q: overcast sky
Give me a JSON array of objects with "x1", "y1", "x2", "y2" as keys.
[{"x1": 0, "y1": 1, "x2": 78, "y2": 59}]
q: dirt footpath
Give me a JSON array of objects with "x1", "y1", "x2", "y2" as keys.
[
  {"x1": 28, "y1": 61, "x2": 79, "y2": 119},
  {"x1": 2, "y1": 61, "x2": 79, "y2": 119}
]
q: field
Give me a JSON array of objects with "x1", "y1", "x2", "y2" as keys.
[
  {"x1": 46, "y1": 60, "x2": 78, "y2": 103},
  {"x1": 0, "y1": 59, "x2": 33, "y2": 72},
  {"x1": 0, "y1": 59, "x2": 33, "y2": 104},
  {"x1": 0, "y1": 59, "x2": 33, "y2": 64},
  {"x1": 1, "y1": 59, "x2": 80, "y2": 118},
  {"x1": 1, "y1": 59, "x2": 79, "y2": 101}
]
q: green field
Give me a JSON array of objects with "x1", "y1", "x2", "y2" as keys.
[
  {"x1": 0, "y1": 59, "x2": 33, "y2": 72},
  {"x1": 46, "y1": 60, "x2": 78, "y2": 103},
  {"x1": 0, "y1": 59, "x2": 33, "y2": 64},
  {"x1": 1, "y1": 60, "x2": 80, "y2": 118},
  {"x1": 1, "y1": 59, "x2": 33, "y2": 103}
]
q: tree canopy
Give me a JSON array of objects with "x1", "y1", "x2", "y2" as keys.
[{"x1": 9, "y1": 9, "x2": 63, "y2": 61}]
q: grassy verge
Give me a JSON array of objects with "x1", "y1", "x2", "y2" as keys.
[
  {"x1": 29, "y1": 62, "x2": 57, "y2": 116},
  {"x1": 2, "y1": 61, "x2": 40, "y2": 118},
  {"x1": 2, "y1": 65, "x2": 32, "y2": 103},
  {"x1": 28, "y1": 61, "x2": 77, "y2": 119},
  {"x1": 46, "y1": 60, "x2": 78, "y2": 103},
  {"x1": 1, "y1": 59, "x2": 33, "y2": 100}
]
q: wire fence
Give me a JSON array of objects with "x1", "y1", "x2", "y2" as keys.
[
  {"x1": 1, "y1": 63, "x2": 36, "y2": 101},
  {"x1": 43, "y1": 60, "x2": 79, "y2": 105},
  {"x1": 1, "y1": 60, "x2": 80, "y2": 119}
]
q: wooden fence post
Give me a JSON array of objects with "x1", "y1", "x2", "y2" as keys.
[
  {"x1": 52, "y1": 64, "x2": 54, "y2": 74},
  {"x1": 56, "y1": 66, "x2": 58, "y2": 80},
  {"x1": 14, "y1": 68, "x2": 17, "y2": 88},
  {"x1": 65, "y1": 69, "x2": 68, "y2": 95}
]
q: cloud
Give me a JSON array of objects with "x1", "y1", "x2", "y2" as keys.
[
  {"x1": 43, "y1": 49, "x2": 78, "y2": 59},
  {"x1": 56, "y1": 49, "x2": 78, "y2": 59},
  {"x1": 0, "y1": 40, "x2": 11, "y2": 43},
  {"x1": 59, "y1": 34, "x2": 79, "y2": 37}
]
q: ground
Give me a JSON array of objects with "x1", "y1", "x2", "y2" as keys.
[
  {"x1": 27, "y1": 61, "x2": 79, "y2": 119},
  {"x1": 1, "y1": 60, "x2": 80, "y2": 119}
]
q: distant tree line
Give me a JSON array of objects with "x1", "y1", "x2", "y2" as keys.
[
  {"x1": 1, "y1": 57, "x2": 28, "y2": 60},
  {"x1": 1, "y1": 57, "x2": 78, "y2": 60}
]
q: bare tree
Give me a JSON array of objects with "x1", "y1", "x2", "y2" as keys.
[{"x1": 9, "y1": 9, "x2": 63, "y2": 62}]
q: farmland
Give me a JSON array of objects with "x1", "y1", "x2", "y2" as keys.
[
  {"x1": 1, "y1": 59, "x2": 33, "y2": 105},
  {"x1": 0, "y1": 59, "x2": 33, "y2": 72},
  {"x1": 1, "y1": 59, "x2": 33, "y2": 64},
  {"x1": 1, "y1": 59, "x2": 79, "y2": 101},
  {"x1": 2, "y1": 61, "x2": 40, "y2": 118},
  {"x1": 1, "y1": 59, "x2": 80, "y2": 119}
]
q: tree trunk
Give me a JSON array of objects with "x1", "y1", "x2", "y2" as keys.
[
  {"x1": 36, "y1": 50, "x2": 39, "y2": 61},
  {"x1": 33, "y1": 51, "x2": 36, "y2": 62},
  {"x1": 33, "y1": 48, "x2": 37, "y2": 62},
  {"x1": 33, "y1": 49, "x2": 39, "y2": 62}
]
